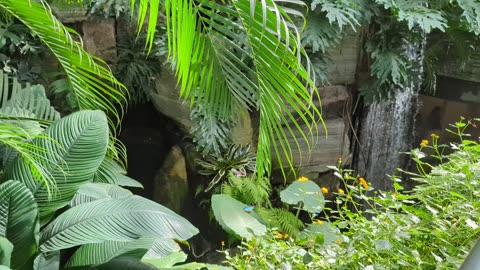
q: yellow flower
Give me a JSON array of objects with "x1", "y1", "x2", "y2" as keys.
[
  {"x1": 346, "y1": 195, "x2": 352, "y2": 200},
  {"x1": 336, "y1": 238, "x2": 342, "y2": 244},
  {"x1": 368, "y1": 258, "x2": 373, "y2": 263},
  {"x1": 313, "y1": 219, "x2": 324, "y2": 225},
  {"x1": 359, "y1": 177, "x2": 369, "y2": 189},
  {"x1": 284, "y1": 233, "x2": 289, "y2": 239},
  {"x1": 321, "y1": 187, "x2": 329, "y2": 194},
  {"x1": 297, "y1": 176, "x2": 309, "y2": 182},
  {"x1": 275, "y1": 232, "x2": 284, "y2": 239},
  {"x1": 420, "y1": 139, "x2": 429, "y2": 147},
  {"x1": 221, "y1": 241, "x2": 225, "y2": 247},
  {"x1": 430, "y1": 133, "x2": 439, "y2": 139},
  {"x1": 337, "y1": 188, "x2": 345, "y2": 195}
]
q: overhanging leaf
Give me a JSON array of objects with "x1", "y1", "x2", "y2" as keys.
[
  {"x1": 40, "y1": 196, "x2": 198, "y2": 252},
  {"x1": 4, "y1": 110, "x2": 109, "y2": 223}
]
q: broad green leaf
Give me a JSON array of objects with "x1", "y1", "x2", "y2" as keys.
[
  {"x1": 280, "y1": 180, "x2": 325, "y2": 213},
  {"x1": 66, "y1": 239, "x2": 154, "y2": 267},
  {"x1": 142, "y1": 251, "x2": 187, "y2": 268},
  {"x1": 0, "y1": 237, "x2": 12, "y2": 267},
  {"x1": 0, "y1": 180, "x2": 39, "y2": 269},
  {"x1": 40, "y1": 196, "x2": 198, "y2": 252},
  {"x1": 211, "y1": 194, "x2": 266, "y2": 239},
  {"x1": 33, "y1": 251, "x2": 59, "y2": 270},
  {"x1": 299, "y1": 223, "x2": 340, "y2": 245},
  {"x1": 0, "y1": 266, "x2": 10, "y2": 270},
  {"x1": 143, "y1": 238, "x2": 182, "y2": 259},
  {"x1": 4, "y1": 110, "x2": 109, "y2": 223},
  {"x1": 70, "y1": 183, "x2": 133, "y2": 207},
  {"x1": 93, "y1": 158, "x2": 143, "y2": 188}
]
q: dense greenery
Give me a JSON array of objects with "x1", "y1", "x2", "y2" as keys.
[
  {"x1": 225, "y1": 119, "x2": 480, "y2": 269},
  {"x1": 1, "y1": 0, "x2": 480, "y2": 269}
]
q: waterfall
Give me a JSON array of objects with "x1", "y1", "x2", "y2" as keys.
[{"x1": 354, "y1": 34, "x2": 425, "y2": 190}]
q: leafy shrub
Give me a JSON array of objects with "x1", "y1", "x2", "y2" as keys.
[
  {"x1": 225, "y1": 118, "x2": 480, "y2": 269},
  {"x1": 0, "y1": 111, "x2": 203, "y2": 270}
]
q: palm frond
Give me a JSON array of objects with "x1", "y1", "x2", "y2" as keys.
[
  {"x1": 0, "y1": 0, "x2": 127, "y2": 146},
  {"x1": 135, "y1": 0, "x2": 324, "y2": 180}
]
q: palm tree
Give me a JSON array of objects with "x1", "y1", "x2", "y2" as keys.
[{"x1": 1, "y1": 0, "x2": 324, "y2": 180}]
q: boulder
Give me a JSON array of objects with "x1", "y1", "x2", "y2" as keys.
[
  {"x1": 151, "y1": 67, "x2": 253, "y2": 144},
  {"x1": 82, "y1": 19, "x2": 117, "y2": 63},
  {"x1": 153, "y1": 145, "x2": 188, "y2": 213}
]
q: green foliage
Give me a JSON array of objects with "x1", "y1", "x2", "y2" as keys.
[
  {"x1": 311, "y1": 0, "x2": 362, "y2": 29},
  {"x1": 0, "y1": 110, "x2": 199, "y2": 270},
  {"x1": 211, "y1": 194, "x2": 267, "y2": 240},
  {"x1": 135, "y1": 0, "x2": 324, "y2": 179},
  {"x1": 280, "y1": 179, "x2": 325, "y2": 214},
  {"x1": 0, "y1": 17, "x2": 43, "y2": 84},
  {"x1": 256, "y1": 207, "x2": 305, "y2": 237},
  {"x1": 190, "y1": 104, "x2": 234, "y2": 157},
  {"x1": 197, "y1": 144, "x2": 256, "y2": 192},
  {"x1": 114, "y1": 29, "x2": 163, "y2": 105},
  {"x1": 0, "y1": 181, "x2": 38, "y2": 269},
  {"x1": 221, "y1": 173, "x2": 270, "y2": 206},
  {"x1": 226, "y1": 119, "x2": 480, "y2": 269}
]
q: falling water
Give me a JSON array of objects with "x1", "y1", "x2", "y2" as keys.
[{"x1": 354, "y1": 35, "x2": 425, "y2": 190}]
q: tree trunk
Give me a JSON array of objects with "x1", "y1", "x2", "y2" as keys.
[{"x1": 354, "y1": 36, "x2": 425, "y2": 190}]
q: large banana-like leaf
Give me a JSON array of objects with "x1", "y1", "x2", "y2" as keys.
[
  {"x1": 66, "y1": 237, "x2": 182, "y2": 267},
  {"x1": 0, "y1": 71, "x2": 60, "y2": 122},
  {"x1": 93, "y1": 158, "x2": 143, "y2": 188},
  {"x1": 0, "y1": 180, "x2": 39, "y2": 270},
  {"x1": 136, "y1": 0, "x2": 324, "y2": 179},
  {"x1": 70, "y1": 183, "x2": 133, "y2": 207},
  {"x1": 3, "y1": 110, "x2": 109, "y2": 222},
  {"x1": 0, "y1": 237, "x2": 13, "y2": 267},
  {"x1": 65, "y1": 239, "x2": 154, "y2": 268},
  {"x1": 0, "y1": 1, "x2": 126, "y2": 128},
  {"x1": 40, "y1": 195, "x2": 199, "y2": 252},
  {"x1": 33, "y1": 251, "x2": 59, "y2": 270}
]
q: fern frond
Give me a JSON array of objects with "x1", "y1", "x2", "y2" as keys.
[
  {"x1": 222, "y1": 174, "x2": 270, "y2": 205},
  {"x1": 256, "y1": 207, "x2": 304, "y2": 237}
]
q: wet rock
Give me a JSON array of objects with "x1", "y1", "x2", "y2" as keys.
[{"x1": 153, "y1": 145, "x2": 188, "y2": 213}]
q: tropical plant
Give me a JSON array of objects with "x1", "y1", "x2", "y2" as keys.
[
  {"x1": 134, "y1": 0, "x2": 324, "y2": 180},
  {"x1": 0, "y1": 110, "x2": 202, "y2": 270},
  {"x1": 212, "y1": 173, "x2": 325, "y2": 239},
  {"x1": 225, "y1": 118, "x2": 480, "y2": 269},
  {"x1": 0, "y1": 0, "x2": 128, "y2": 167}
]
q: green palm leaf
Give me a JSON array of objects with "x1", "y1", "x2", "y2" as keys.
[
  {"x1": 40, "y1": 195, "x2": 199, "y2": 252},
  {"x1": 137, "y1": 0, "x2": 324, "y2": 179},
  {"x1": 0, "y1": 0, "x2": 126, "y2": 127},
  {"x1": 4, "y1": 110, "x2": 109, "y2": 222},
  {"x1": 0, "y1": 180, "x2": 39, "y2": 270}
]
